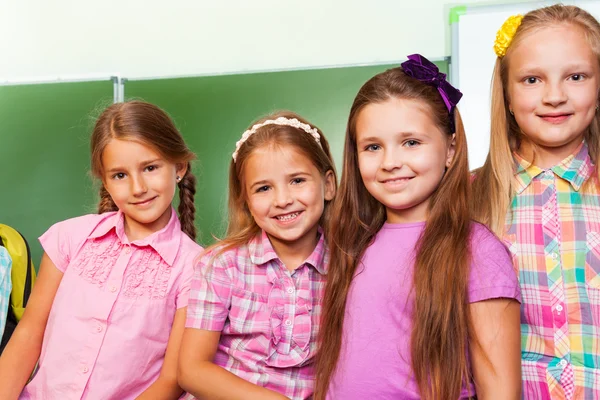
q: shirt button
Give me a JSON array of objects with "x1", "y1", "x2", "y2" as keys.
[
  {"x1": 285, "y1": 319, "x2": 292, "y2": 326},
  {"x1": 552, "y1": 252, "x2": 558, "y2": 260},
  {"x1": 110, "y1": 286, "x2": 117, "y2": 293},
  {"x1": 559, "y1": 359, "x2": 568, "y2": 368},
  {"x1": 125, "y1": 246, "x2": 131, "y2": 254},
  {"x1": 556, "y1": 304, "x2": 563, "y2": 313},
  {"x1": 96, "y1": 325, "x2": 103, "y2": 333},
  {"x1": 82, "y1": 366, "x2": 89, "y2": 373},
  {"x1": 287, "y1": 287, "x2": 294, "y2": 294}
]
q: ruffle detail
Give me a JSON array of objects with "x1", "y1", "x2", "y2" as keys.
[
  {"x1": 264, "y1": 277, "x2": 312, "y2": 368},
  {"x1": 122, "y1": 249, "x2": 171, "y2": 299},
  {"x1": 71, "y1": 235, "x2": 122, "y2": 288}
]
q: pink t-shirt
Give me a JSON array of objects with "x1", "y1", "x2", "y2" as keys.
[
  {"x1": 328, "y1": 222, "x2": 521, "y2": 399},
  {"x1": 21, "y1": 208, "x2": 202, "y2": 400}
]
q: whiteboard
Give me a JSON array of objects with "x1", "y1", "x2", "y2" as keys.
[{"x1": 450, "y1": 0, "x2": 600, "y2": 169}]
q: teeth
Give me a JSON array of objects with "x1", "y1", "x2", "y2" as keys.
[{"x1": 276, "y1": 212, "x2": 299, "y2": 221}]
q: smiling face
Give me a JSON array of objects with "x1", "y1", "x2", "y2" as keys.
[
  {"x1": 355, "y1": 97, "x2": 455, "y2": 224},
  {"x1": 243, "y1": 144, "x2": 335, "y2": 257},
  {"x1": 507, "y1": 23, "x2": 600, "y2": 166},
  {"x1": 102, "y1": 138, "x2": 187, "y2": 240}
]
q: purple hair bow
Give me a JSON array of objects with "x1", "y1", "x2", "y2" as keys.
[{"x1": 400, "y1": 54, "x2": 463, "y2": 132}]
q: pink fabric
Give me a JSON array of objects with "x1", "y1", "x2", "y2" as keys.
[
  {"x1": 184, "y1": 229, "x2": 328, "y2": 400},
  {"x1": 327, "y1": 222, "x2": 521, "y2": 399},
  {"x1": 21, "y1": 208, "x2": 202, "y2": 400}
]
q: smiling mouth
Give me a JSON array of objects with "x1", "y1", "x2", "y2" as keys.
[
  {"x1": 131, "y1": 196, "x2": 157, "y2": 206},
  {"x1": 538, "y1": 113, "x2": 572, "y2": 123},
  {"x1": 274, "y1": 211, "x2": 302, "y2": 222},
  {"x1": 382, "y1": 177, "x2": 413, "y2": 184}
]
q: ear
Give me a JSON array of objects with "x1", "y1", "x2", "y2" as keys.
[
  {"x1": 175, "y1": 162, "x2": 188, "y2": 182},
  {"x1": 446, "y1": 134, "x2": 456, "y2": 168},
  {"x1": 323, "y1": 170, "x2": 336, "y2": 201}
]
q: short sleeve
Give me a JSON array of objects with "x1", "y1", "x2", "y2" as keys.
[
  {"x1": 0, "y1": 247, "x2": 12, "y2": 337},
  {"x1": 185, "y1": 248, "x2": 234, "y2": 331},
  {"x1": 468, "y1": 224, "x2": 522, "y2": 304},
  {"x1": 174, "y1": 246, "x2": 203, "y2": 309},
  {"x1": 39, "y1": 214, "x2": 105, "y2": 273}
]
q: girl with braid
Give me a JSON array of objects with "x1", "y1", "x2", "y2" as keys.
[{"x1": 0, "y1": 100, "x2": 203, "y2": 400}]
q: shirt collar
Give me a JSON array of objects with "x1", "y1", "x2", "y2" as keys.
[
  {"x1": 88, "y1": 207, "x2": 182, "y2": 266},
  {"x1": 513, "y1": 141, "x2": 593, "y2": 194},
  {"x1": 248, "y1": 227, "x2": 328, "y2": 274}
]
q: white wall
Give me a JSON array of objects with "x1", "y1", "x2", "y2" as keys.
[{"x1": 0, "y1": 0, "x2": 527, "y2": 83}]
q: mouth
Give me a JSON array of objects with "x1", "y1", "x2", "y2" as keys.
[
  {"x1": 131, "y1": 196, "x2": 157, "y2": 206},
  {"x1": 538, "y1": 113, "x2": 573, "y2": 124},
  {"x1": 381, "y1": 177, "x2": 413, "y2": 184},
  {"x1": 273, "y1": 211, "x2": 303, "y2": 223}
]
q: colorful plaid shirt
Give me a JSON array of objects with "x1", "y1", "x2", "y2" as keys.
[
  {"x1": 0, "y1": 246, "x2": 12, "y2": 338},
  {"x1": 505, "y1": 142, "x2": 600, "y2": 399},
  {"x1": 184, "y1": 229, "x2": 328, "y2": 400}
]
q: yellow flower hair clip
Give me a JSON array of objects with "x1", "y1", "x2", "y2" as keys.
[{"x1": 494, "y1": 15, "x2": 524, "y2": 57}]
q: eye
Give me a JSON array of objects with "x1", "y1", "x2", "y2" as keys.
[
  {"x1": 569, "y1": 74, "x2": 585, "y2": 81},
  {"x1": 112, "y1": 172, "x2": 126, "y2": 180},
  {"x1": 145, "y1": 165, "x2": 158, "y2": 172},
  {"x1": 291, "y1": 177, "x2": 306, "y2": 185},
  {"x1": 256, "y1": 185, "x2": 270, "y2": 193},
  {"x1": 365, "y1": 144, "x2": 381, "y2": 151},
  {"x1": 524, "y1": 77, "x2": 539, "y2": 84},
  {"x1": 403, "y1": 140, "x2": 420, "y2": 148}
]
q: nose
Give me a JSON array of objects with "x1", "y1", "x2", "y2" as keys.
[
  {"x1": 273, "y1": 186, "x2": 293, "y2": 208},
  {"x1": 542, "y1": 80, "x2": 567, "y2": 107},
  {"x1": 131, "y1": 174, "x2": 148, "y2": 196},
  {"x1": 381, "y1": 148, "x2": 402, "y2": 172}
]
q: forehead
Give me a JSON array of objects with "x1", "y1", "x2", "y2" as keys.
[
  {"x1": 355, "y1": 97, "x2": 443, "y2": 139},
  {"x1": 508, "y1": 23, "x2": 598, "y2": 72},
  {"x1": 243, "y1": 145, "x2": 319, "y2": 181},
  {"x1": 102, "y1": 138, "x2": 162, "y2": 165}
]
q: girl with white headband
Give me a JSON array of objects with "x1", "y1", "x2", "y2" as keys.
[{"x1": 178, "y1": 111, "x2": 337, "y2": 400}]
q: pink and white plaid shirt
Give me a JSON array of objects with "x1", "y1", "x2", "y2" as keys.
[
  {"x1": 184, "y1": 229, "x2": 328, "y2": 400},
  {"x1": 505, "y1": 142, "x2": 600, "y2": 399}
]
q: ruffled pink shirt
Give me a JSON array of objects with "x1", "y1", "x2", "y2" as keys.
[{"x1": 21, "y1": 208, "x2": 202, "y2": 400}]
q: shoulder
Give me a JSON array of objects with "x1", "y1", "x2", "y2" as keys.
[
  {"x1": 468, "y1": 222, "x2": 520, "y2": 303},
  {"x1": 44, "y1": 212, "x2": 116, "y2": 240},
  {"x1": 177, "y1": 233, "x2": 204, "y2": 262}
]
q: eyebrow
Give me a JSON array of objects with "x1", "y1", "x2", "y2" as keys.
[
  {"x1": 516, "y1": 63, "x2": 594, "y2": 75},
  {"x1": 249, "y1": 172, "x2": 311, "y2": 189},
  {"x1": 357, "y1": 131, "x2": 431, "y2": 144},
  {"x1": 105, "y1": 158, "x2": 162, "y2": 173}
]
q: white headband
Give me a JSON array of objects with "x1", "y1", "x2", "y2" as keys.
[{"x1": 232, "y1": 117, "x2": 322, "y2": 162}]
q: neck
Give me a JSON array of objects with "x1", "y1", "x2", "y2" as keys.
[
  {"x1": 123, "y1": 207, "x2": 172, "y2": 242},
  {"x1": 518, "y1": 137, "x2": 584, "y2": 169},
  {"x1": 267, "y1": 226, "x2": 319, "y2": 272}
]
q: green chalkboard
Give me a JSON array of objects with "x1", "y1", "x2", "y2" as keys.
[
  {"x1": 1, "y1": 62, "x2": 448, "y2": 266},
  {"x1": 125, "y1": 61, "x2": 448, "y2": 244},
  {"x1": 0, "y1": 80, "x2": 114, "y2": 266}
]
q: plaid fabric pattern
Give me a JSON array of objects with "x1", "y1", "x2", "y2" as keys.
[
  {"x1": 505, "y1": 142, "x2": 600, "y2": 399},
  {"x1": 0, "y1": 246, "x2": 12, "y2": 337},
  {"x1": 184, "y1": 229, "x2": 328, "y2": 400}
]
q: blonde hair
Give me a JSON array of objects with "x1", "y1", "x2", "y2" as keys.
[
  {"x1": 473, "y1": 4, "x2": 600, "y2": 236},
  {"x1": 208, "y1": 110, "x2": 337, "y2": 255}
]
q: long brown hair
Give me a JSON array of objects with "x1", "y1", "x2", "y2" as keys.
[
  {"x1": 472, "y1": 4, "x2": 600, "y2": 236},
  {"x1": 314, "y1": 67, "x2": 473, "y2": 399},
  {"x1": 207, "y1": 110, "x2": 337, "y2": 255},
  {"x1": 90, "y1": 100, "x2": 198, "y2": 240}
]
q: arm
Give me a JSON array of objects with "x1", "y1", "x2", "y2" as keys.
[
  {"x1": 135, "y1": 307, "x2": 187, "y2": 400},
  {"x1": 178, "y1": 328, "x2": 289, "y2": 400},
  {"x1": 469, "y1": 298, "x2": 521, "y2": 400},
  {"x1": 0, "y1": 248, "x2": 12, "y2": 336},
  {"x1": 0, "y1": 253, "x2": 64, "y2": 399}
]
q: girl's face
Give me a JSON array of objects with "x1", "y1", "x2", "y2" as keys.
[
  {"x1": 355, "y1": 97, "x2": 455, "y2": 224},
  {"x1": 243, "y1": 144, "x2": 335, "y2": 256},
  {"x1": 102, "y1": 139, "x2": 187, "y2": 240},
  {"x1": 507, "y1": 23, "x2": 600, "y2": 166}
]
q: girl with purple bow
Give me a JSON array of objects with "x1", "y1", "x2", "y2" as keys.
[{"x1": 314, "y1": 54, "x2": 522, "y2": 399}]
